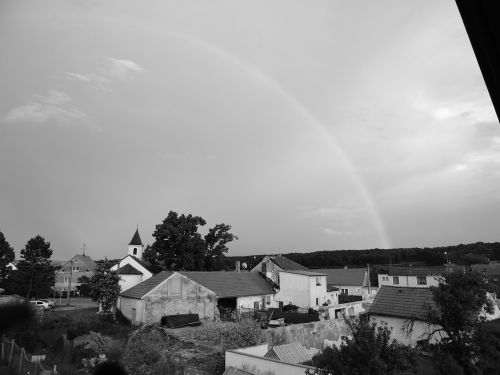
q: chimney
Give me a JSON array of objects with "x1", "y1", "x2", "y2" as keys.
[{"x1": 236, "y1": 261, "x2": 241, "y2": 272}]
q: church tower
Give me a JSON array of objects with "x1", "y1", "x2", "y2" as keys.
[{"x1": 128, "y1": 227, "x2": 144, "y2": 259}]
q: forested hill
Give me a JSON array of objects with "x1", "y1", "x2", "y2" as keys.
[{"x1": 226, "y1": 242, "x2": 500, "y2": 270}]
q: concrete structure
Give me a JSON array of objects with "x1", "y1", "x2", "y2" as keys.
[
  {"x1": 118, "y1": 270, "x2": 276, "y2": 325},
  {"x1": 110, "y1": 228, "x2": 153, "y2": 292},
  {"x1": 250, "y1": 255, "x2": 309, "y2": 286},
  {"x1": 377, "y1": 266, "x2": 450, "y2": 288},
  {"x1": 225, "y1": 344, "x2": 316, "y2": 375},
  {"x1": 54, "y1": 254, "x2": 96, "y2": 294},
  {"x1": 315, "y1": 268, "x2": 375, "y2": 298},
  {"x1": 275, "y1": 270, "x2": 328, "y2": 308}
]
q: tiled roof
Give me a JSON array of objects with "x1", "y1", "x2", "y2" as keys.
[
  {"x1": 387, "y1": 266, "x2": 448, "y2": 277},
  {"x1": 60, "y1": 254, "x2": 97, "y2": 272},
  {"x1": 129, "y1": 229, "x2": 143, "y2": 246},
  {"x1": 368, "y1": 286, "x2": 437, "y2": 321},
  {"x1": 315, "y1": 268, "x2": 367, "y2": 287},
  {"x1": 280, "y1": 269, "x2": 327, "y2": 277},
  {"x1": 120, "y1": 271, "x2": 276, "y2": 299},
  {"x1": 271, "y1": 256, "x2": 309, "y2": 271},
  {"x1": 120, "y1": 271, "x2": 174, "y2": 298},
  {"x1": 264, "y1": 343, "x2": 312, "y2": 364},
  {"x1": 180, "y1": 272, "x2": 275, "y2": 298},
  {"x1": 118, "y1": 263, "x2": 142, "y2": 275}
]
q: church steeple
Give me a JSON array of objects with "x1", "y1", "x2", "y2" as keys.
[{"x1": 128, "y1": 227, "x2": 144, "y2": 259}]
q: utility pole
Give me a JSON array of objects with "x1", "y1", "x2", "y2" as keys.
[
  {"x1": 367, "y1": 264, "x2": 372, "y2": 297},
  {"x1": 66, "y1": 260, "x2": 73, "y2": 306}
]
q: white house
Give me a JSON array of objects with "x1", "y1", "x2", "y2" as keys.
[
  {"x1": 275, "y1": 270, "x2": 328, "y2": 308},
  {"x1": 118, "y1": 271, "x2": 277, "y2": 325},
  {"x1": 369, "y1": 285, "x2": 500, "y2": 347},
  {"x1": 377, "y1": 266, "x2": 451, "y2": 288},
  {"x1": 110, "y1": 228, "x2": 153, "y2": 292},
  {"x1": 315, "y1": 268, "x2": 375, "y2": 298},
  {"x1": 250, "y1": 255, "x2": 309, "y2": 286}
]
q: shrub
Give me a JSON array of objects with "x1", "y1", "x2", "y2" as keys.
[{"x1": 221, "y1": 319, "x2": 262, "y2": 350}]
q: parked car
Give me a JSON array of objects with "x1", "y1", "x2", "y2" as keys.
[
  {"x1": 38, "y1": 299, "x2": 55, "y2": 308},
  {"x1": 29, "y1": 300, "x2": 53, "y2": 310}
]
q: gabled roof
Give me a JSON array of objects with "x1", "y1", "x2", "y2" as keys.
[
  {"x1": 129, "y1": 229, "x2": 143, "y2": 246},
  {"x1": 180, "y1": 272, "x2": 275, "y2": 298},
  {"x1": 120, "y1": 271, "x2": 174, "y2": 298},
  {"x1": 118, "y1": 263, "x2": 142, "y2": 275},
  {"x1": 129, "y1": 255, "x2": 153, "y2": 272},
  {"x1": 315, "y1": 268, "x2": 367, "y2": 287},
  {"x1": 368, "y1": 286, "x2": 437, "y2": 321},
  {"x1": 120, "y1": 271, "x2": 275, "y2": 299},
  {"x1": 270, "y1": 256, "x2": 309, "y2": 271},
  {"x1": 264, "y1": 343, "x2": 312, "y2": 364},
  {"x1": 387, "y1": 266, "x2": 448, "y2": 277},
  {"x1": 61, "y1": 254, "x2": 97, "y2": 272},
  {"x1": 280, "y1": 269, "x2": 327, "y2": 277}
]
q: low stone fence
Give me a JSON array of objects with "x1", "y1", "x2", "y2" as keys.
[{"x1": 262, "y1": 318, "x2": 351, "y2": 350}]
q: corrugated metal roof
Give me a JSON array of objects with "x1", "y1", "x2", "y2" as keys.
[
  {"x1": 368, "y1": 286, "x2": 437, "y2": 321},
  {"x1": 120, "y1": 271, "x2": 275, "y2": 299},
  {"x1": 280, "y1": 269, "x2": 327, "y2": 277},
  {"x1": 270, "y1": 256, "x2": 309, "y2": 271},
  {"x1": 264, "y1": 343, "x2": 312, "y2": 364},
  {"x1": 118, "y1": 263, "x2": 142, "y2": 275},
  {"x1": 315, "y1": 268, "x2": 367, "y2": 287}
]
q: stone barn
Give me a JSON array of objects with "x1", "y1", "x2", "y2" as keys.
[{"x1": 118, "y1": 271, "x2": 218, "y2": 325}]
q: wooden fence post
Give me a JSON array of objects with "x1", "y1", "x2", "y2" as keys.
[
  {"x1": 18, "y1": 347, "x2": 23, "y2": 375},
  {"x1": 8, "y1": 339, "x2": 14, "y2": 365}
]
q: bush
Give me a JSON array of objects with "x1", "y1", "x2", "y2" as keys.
[
  {"x1": 221, "y1": 319, "x2": 262, "y2": 350},
  {"x1": 282, "y1": 304, "x2": 298, "y2": 312}
]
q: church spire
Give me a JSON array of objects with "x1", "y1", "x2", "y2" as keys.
[{"x1": 128, "y1": 227, "x2": 144, "y2": 259}]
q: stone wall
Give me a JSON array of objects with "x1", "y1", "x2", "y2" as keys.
[{"x1": 262, "y1": 319, "x2": 351, "y2": 350}]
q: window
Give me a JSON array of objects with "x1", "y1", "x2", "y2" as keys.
[
  {"x1": 393, "y1": 276, "x2": 399, "y2": 285},
  {"x1": 72, "y1": 266, "x2": 79, "y2": 271},
  {"x1": 133, "y1": 248, "x2": 137, "y2": 255},
  {"x1": 64, "y1": 277, "x2": 68, "y2": 283},
  {"x1": 316, "y1": 277, "x2": 322, "y2": 286},
  {"x1": 417, "y1": 277, "x2": 427, "y2": 285},
  {"x1": 341, "y1": 288, "x2": 348, "y2": 294},
  {"x1": 261, "y1": 263, "x2": 267, "y2": 273},
  {"x1": 382, "y1": 276, "x2": 389, "y2": 281},
  {"x1": 316, "y1": 298, "x2": 319, "y2": 306}
]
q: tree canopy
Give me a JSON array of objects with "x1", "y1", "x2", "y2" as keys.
[
  {"x1": 310, "y1": 316, "x2": 416, "y2": 375},
  {"x1": 0, "y1": 231, "x2": 15, "y2": 280},
  {"x1": 144, "y1": 211, "x2": 238, "y2": 271},
  {"x1": 79, "y1": 260, "x2": 120, "y2": 312},
  {"x1": 4, "y1": 235, "x2": 55, "y2": 299}
]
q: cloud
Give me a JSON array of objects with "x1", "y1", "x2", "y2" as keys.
[
  {"x1": 66, "y1": 58, "x2": 143, "y2": 92},
  {"x1": 2, "y1": 90, "x2": 89, "y2": 125},
  {"x1": 105, "y1": 58, "x2": 143, "y2": 79}
]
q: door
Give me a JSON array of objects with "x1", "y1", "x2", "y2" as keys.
[{"x1": 131, "y1": 308, "x2": 137, "y2": 325}]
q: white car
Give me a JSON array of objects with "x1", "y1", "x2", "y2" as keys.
[
  {"x1": 38, "y1": 299, "x2": 55, "y2": 309},
  {"x1": 30, "y1": 300, "x2": 52, "y2": 310}
]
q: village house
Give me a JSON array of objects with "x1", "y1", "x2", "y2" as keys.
[
  {"x1": 274, "y1": 270, "x2": 329, "y2": 308},
  {"x1": 110, "y1": 228, "x2": 154, "y2": 292},
  {"x1": 118, "y1": 270, "x2": 276, "y2": 325},
  {"x1": 368, "y1": 285, "x2": 500, "y2": 347},
  {"x1": 250, "y1": 255, "x2": 309, "y2": 286},
  {"x1": 377, "y1": 266, "x2": 451, "y2": 288},
  {"x1": 54, "y1": 253, "x2": 96, "y2": 295},
  {"x1": 471, "y1": 263, "x2": 500, "y2": 283},
  {"x1": 315, "y1": 267, "x2": 374, "y2": 300}
]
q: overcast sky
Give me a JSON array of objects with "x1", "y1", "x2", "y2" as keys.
[{"x1": 1, "y1": 0, "x2": 499, "y2": 261}]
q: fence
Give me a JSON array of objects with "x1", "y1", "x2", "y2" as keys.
[{"x1": 1, "y1": 335, "x2": 57, "y2": 375}]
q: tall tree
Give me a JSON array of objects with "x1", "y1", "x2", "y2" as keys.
[
  {"x1": 81, "y1": 260, "x2": 120, "y2": 312},
  {"x1": 204, "y1": 223, "x2": 238, "y2": 270},
  {"x1": 5, "y1": 235, "x2": 55, "y2": 299},
  {"x1": 147, "y1": 211, "x2": 207, "y2": 270},
  {"x1": 0, "y1": 231, "x2": 15, "y2": 280},
  {"x1": 310, "y1": 316, "x2": 416, "y2": 375}
]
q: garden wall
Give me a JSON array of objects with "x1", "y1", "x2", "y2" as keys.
[{"x1": 262, "y1": 318, "x2": 351, "y2": 350}]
